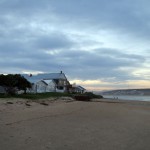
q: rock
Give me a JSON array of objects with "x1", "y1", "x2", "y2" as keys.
[
  {"x1": 25, "y1": 103, "x2": 31, "y2": 106},
  {"x1": 40, "y1": 102, "x2": 49, "y2": 106},
  {"x1": 74, "y1": 95, "x2": 91, "y2": 101},
  {"x1": 6, "y1": 102, "x2": 13, "y2": 104}
]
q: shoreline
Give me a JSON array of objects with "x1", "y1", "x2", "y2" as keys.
[{"x1": 102, "y1": 94, "x2": 150, "y2": 102}]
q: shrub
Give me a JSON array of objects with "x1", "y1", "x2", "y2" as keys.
[{"x1": 83, "y1": 92, "x2": 103, "y2": 99}]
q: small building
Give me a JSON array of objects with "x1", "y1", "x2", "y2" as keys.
[
  {"x1": 69, "y1": 84, "x2": 86, "y2": 94},
  {"x1": 75, "y1": 86, "x2": 86, "y2": 94}
]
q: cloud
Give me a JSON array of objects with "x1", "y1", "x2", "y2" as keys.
[
  {"x1": 0, "y1": 0, "x2": 150, "y2": 90},
  {"x1": 34, "y1": 33, "x2": 74, "y2": 50}
]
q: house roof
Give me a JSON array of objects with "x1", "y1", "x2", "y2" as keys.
[
  {"x1": 43, "y1": 79, "x2": 56, "y2": 85},
  {"x1": 36, "y1": 80, "x2": 48, "y2": 85},
  {"x1": 22, "y1": 72, "x2": 67, "y2": 83},
  {"x1": 76, "y1": 86, "x2": 86, "y2": 91}
]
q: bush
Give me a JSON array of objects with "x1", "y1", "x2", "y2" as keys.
[
  {"x1": 83, "y1": 92, "x2": 103, "y2": 99},
  {"x1": 0, "y1": 74, "x2": 31, "y2": 95},
  {"x1": 73, "y1": 92, "x2": 103, "y2": 101},
  {"x1": 74, "y1": 95, "x2": 91, "y2": 101}
]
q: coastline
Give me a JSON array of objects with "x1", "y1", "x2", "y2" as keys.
[
  {"x1": 0, "y1": 97, "x2": 150, "y2": 150},
  {"x1": 102, "y1": 94, "x2": 150, "y2": 102}
]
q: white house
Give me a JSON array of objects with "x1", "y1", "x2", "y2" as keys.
[{"x1": 23, "y1": 71, "x2": 70, "y2": 93}]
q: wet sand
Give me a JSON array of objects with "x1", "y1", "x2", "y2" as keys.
[{"x1": 0, "y1": 98, "x2": 150, "y2": 150}]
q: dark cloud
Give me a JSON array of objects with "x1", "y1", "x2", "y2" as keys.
[
  {"x1": 1, "y1": 0, "x2": 150, "y2": 33},
  {"x1": 34, "y1": 33, "x2": 74, "y2": 49},
  {"x1": 0, "y1": 0, "x2": 149, "y2": 89},
  {"x1": 47, "y1": 0, "x2": 150, "y2": 38},
  {"x1": 0, "y1": 0, "x2": 51, "y2": 15}
]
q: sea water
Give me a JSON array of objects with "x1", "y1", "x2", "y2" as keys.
[{"x1": 102, "y1": 95, "x2": 150, "y2": 102}]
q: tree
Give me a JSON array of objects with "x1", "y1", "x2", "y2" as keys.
[
  {"x1": 15, "y1": 74, "x2": 31, "y2": 94},
  {"x1": 0, "y1": 74, "x2": 31, "y2": 95}
]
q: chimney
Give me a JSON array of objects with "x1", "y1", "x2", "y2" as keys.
[
  {"x1": 60, "y1": 71, "x2": 63, "y2": 74},
  {"x1": 29, "y1": 73, "x2": 32, "y2": 77}
]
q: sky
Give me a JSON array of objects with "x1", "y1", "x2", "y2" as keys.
[{"x1": 1, "y1": 0, "x2": 150, "y2": 91}]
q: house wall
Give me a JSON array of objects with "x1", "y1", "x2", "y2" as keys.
[
  {"x1": 56, "y1": 88, "x2": 65, "y2": 93},
  {"x1": 30, "y1": 80, "x2": 56, "y2": 93},
  {"x1": 56, "y1": 79, "x2": 68, "y2": 93},
  {"x1": 36, "y1": 81, "x2": 47, "y2": 93},
  {"x1": 46, "y1": 80, "x2": 56, "y2": 92}
]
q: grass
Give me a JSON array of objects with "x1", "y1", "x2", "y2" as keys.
[
  {"x1": 0, "y1": 92, "x2": 103, "y2": 100},
  {"x1": 0, "y1": 92, "x2": 72, "y2": 100}
]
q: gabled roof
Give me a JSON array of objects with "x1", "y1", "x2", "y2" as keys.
[
  {"x1": 43, "y1": 79, "x2": 56, "y2": 85},
  {"x1": 36, "y1": 80, "x2": 48, "y2": 85},
  {"x1": 22, "y1": 72, "x2": 67, "y2": 83},
  {"x1": 76, "y1": 86, "x2": 86, "y2": 90}
]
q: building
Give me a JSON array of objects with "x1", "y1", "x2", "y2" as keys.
[
  {"x1": 69, "y1": 84, "x2": 86, "y2": 94},
  {"x1": 23, "y1": 71, "x2": 70, "y2": 93},
  {"x1": 75, "y1": 85, "x2": 86, "y2": 93}
]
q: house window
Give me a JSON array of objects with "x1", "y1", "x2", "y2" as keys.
[{"x1": 57, "y1": 86, "x2": 64, "y2": 90}]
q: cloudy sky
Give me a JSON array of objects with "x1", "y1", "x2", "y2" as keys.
[{"x1": 1, "y1": 0, "x2": 150, "y2": 91}]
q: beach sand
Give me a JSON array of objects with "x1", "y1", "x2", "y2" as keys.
[{"x1": 0, "y1": 98, "x2": 150, "y2": 150}]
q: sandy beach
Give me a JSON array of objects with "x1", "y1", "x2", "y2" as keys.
[{"x1": 0, "y1": 98, "x2": 150, "y2": 150}]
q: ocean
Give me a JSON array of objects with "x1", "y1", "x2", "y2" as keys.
[{"x1": 102, "y1": 95, "x2": 150, "y2": 102}]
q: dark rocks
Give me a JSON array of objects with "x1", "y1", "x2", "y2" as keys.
[
  {"x1": 6, "y1": 102, "x2": 13, "y2": 104},
  {"x1": 25, "y1": 103, "x2": 31, "y2": 106},
  {"x1": 74, "y1": 95, "x2": 91, "y2": 101},
  {"x1": 40, "y1": 102, "x2": 49, "y2": 106}
]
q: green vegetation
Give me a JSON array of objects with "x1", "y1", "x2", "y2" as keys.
[
  {"x1": 0, "y1": 92, "x2": 72, "y2": 100},
  {"x1": 73, "y1": 92, "x2": 103, "y2": 101},
  {"x1": 0, "y1": 92, "x2": 103, "y2": 100},
  {"x1": 0, "y1": 74, "x2": 31, "y2": 95},
  {"x1": 82, "y1": 92, "x2": 103, "y2": 99}
]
